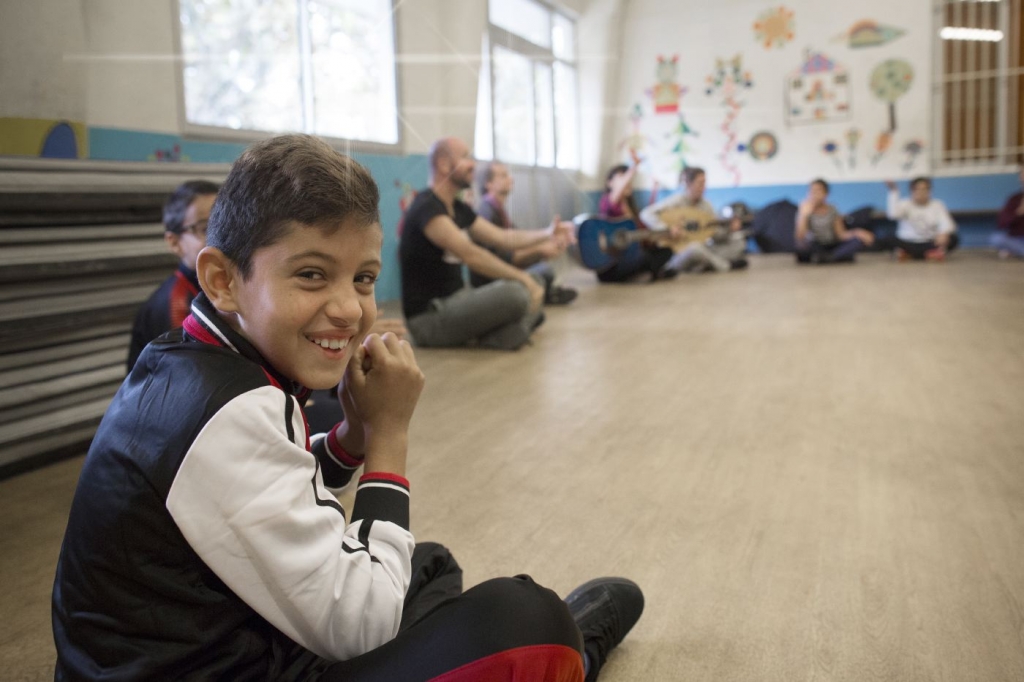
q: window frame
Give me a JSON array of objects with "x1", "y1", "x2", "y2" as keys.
[
  {"x1": 171, "y1": 0, "x2": 403, "y2": 154},
  {"x1": 483, "y1": 0, "x2": 580, "y2": 170},
  {"x1": 931, "y1": 0, "x2": 1023, "y2": 175}
]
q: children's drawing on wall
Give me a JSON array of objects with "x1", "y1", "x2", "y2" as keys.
[
  {"x1": 845, "y1": 128, "x2": 861, "y2": 168},
  {"x1": 870, "y1": 59, "x2": 914, "y2": 132},
  {"x1": 0, "y1": 118, "x2": 88, "y2": 158},
  {"x1": 834, "y1": 20, "x2": 905, "y2": 49},
  {"x1": 648, "y1": 55, "x2": 685, "y2": 114},
  {"x1": 666, "y1": 112, "x2": 699, "y2": 175},
  {"x1": 148, "y1": 144, "x2": 189, "y2": 163},
  {"x1": 394, "y1": 180, "x2": 418, "y2": 237},
  {"x1": 902, "y1": 139, "x2": 924, "y2": 171},
  {"x1": 705, "y1": 55, "x2": 754, "y2": 186},
  {"x1": 870, "y1": 130, "x2": 893, "y2": 165},
  {"x1": 822, "y1": 140, "x2": 843, "y2": 171},
  {"x1": 753, "y1": 6, "x2": 795, "y2": 49},
  {"x1": 785, "y1": 49, "x2": 850, "y2": 126},
  {"x1": 619, "y1": 104, "x2": 656, "y2": 161},
  {"x1": 738, "y1": 131, "x2": 779, "y2": 161}
]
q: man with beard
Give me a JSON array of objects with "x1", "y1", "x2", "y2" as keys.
[{"x1": 400, "y1": 137, "x2": 574, "y2": 350}]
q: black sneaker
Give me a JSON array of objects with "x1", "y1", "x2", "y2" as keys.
[
  {"x1": 730, "y1": 258, "x2": 749, "y2": 271},
  {"x1": 564, "y1": 577, "x2": 644, "y2": 681},
  {"x1": 545, "y1": 286, "x2": 579, "y2": 305}
]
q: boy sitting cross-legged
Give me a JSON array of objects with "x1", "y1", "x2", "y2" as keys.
[{"x1": 52, "y1": 134, "x2": 642, "y2": 682}]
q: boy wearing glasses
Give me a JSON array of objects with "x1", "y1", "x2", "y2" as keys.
[{"x1": 127, "y1": 180, "x2": 218, "y2": 371}]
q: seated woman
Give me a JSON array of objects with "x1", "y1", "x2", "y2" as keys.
[
  {"x1": 595, "y1": 153, "x2": 674, "y2": 282},
  {"x1": 885, "y1": 177, "x2": 959, "y2": 261},
  {"x1": 795, "y1": 178, "x2": 874, "y2": 264},
  {"x1": 993, "y1": 166, "x2": 1024, "y2": 259},
  {"x1": 640, "y1": 166, "x2": 748, "y2": 273}
]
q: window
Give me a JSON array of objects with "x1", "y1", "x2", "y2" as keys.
[
  {"x1": 476, "y1": 0, "x2": 579, "y2": 169},
  {"x1": 934, "y1": 0, "x2": 1023, "y2": 169},
  {"x1": 178, "y1": 0, "x2": 398, "y2": 146}
]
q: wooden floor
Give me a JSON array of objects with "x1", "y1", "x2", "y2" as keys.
[{"x1": 3, "y1": 252, "x2": 1024, "y2": 681}]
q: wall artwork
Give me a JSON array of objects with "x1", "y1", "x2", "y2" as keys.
[
  {"x1": 619, "y1": 103, "x2": 656, "y2": 160},
  {"x1": 738, "y1": 131, "x2": 779, "y2": 161},
  {"x1": 785, "y1": 49, "x2": 851, "y2": 126},
  {"x1": 753, "y1": 6, "x2": 795, "y2": 49},
  {"x1": 845, "y1": 127, "x2": 862, "y2": 168},
  {"x1": 870, "y1": 130, "x2": 894, "y2": 165},
  {"x1": 0, "y1": 117, "x2": 88, "y2": 158},
  {"x1": 705, "y1": 55, "x2": 754, "y2": 186},
  {"x1": 834, "y1": 20, "x2": 906, "y2": 49},
  {"x1": 148, "y1": 144, "x2": 189, "y2": 163},
  {"x1": 648, "y1": 55, "x2": 685, "y2": 114},
  {"x1": 902, "y1": 139, "x2": 924, "y2": 171},
  {"x1": 870, "y1": 59, "x2": 914, "y2": 132},
  {"x1": 822, "y1": 140, "x2": 843, "y2": 171},
  {"x1": 666, "y1": 112, "x2": 700, "y2": 173}
]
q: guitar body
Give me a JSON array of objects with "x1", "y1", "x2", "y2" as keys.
[
  {"x1": 575, "y1": 216, "x2": 647, "y2": 272},
  {"x1": 654, "y1": 205, "x2": 723, "y2": 253}
]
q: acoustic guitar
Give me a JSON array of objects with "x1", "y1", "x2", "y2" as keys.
[{"x1": 575, "y1": 207, "x2": 744, "y2": 272}]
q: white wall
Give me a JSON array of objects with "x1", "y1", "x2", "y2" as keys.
[
  {"x1": 610, "y1": 0, "x2": 934, "y2": 189},
  {"x1": 0, "y1": 0, "x2": 88, "y2": 121}
]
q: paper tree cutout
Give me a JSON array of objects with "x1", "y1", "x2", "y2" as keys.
[
  {"x1": 871, "y1": 59, "x2": 914, "y2": 132},
  {"x1": 786, "y1": 49, "x2": 851, "y2": 126},
  {"x1": 754, "y1": 6, "x2": 795, "y2": 49}
]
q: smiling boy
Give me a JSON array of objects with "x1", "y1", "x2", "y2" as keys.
[{"x1": 53, "y1": 135, "x2": 642, "y2": 681}]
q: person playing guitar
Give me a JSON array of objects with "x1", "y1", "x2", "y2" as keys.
[
  {"x1": 595, "y1": 150, "x2": 675, "y2": 282},
  {"x1": 639, "y1": 167, "x2": 749, "y2": 273}
]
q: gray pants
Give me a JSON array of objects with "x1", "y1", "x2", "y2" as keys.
[
  {"x1": 667, "y1": 232, "x2": 747, "y2": 273},
  {"x1": 406, "y1": 279, "x2": 543, "y2": 351}
]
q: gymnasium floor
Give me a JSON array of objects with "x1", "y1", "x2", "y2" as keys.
[{"x1": 2, "y1": 251, "x2": 1023, "y2": 681}]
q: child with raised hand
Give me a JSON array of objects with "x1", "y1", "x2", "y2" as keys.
[{"x1": 53, "y1": 134, "x2": 642, "y2": 682}]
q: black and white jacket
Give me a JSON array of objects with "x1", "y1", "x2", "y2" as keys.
[{"x1": 53, "y1": 293, "x2": 414, "y2": 681}]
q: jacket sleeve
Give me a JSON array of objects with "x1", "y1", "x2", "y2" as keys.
[
  {"x1": 166, "y1": 385, "x2": 413, "y2": 662},
  {"x1": 997, "y1": 194, "x2": 1021, "y2": 231}
]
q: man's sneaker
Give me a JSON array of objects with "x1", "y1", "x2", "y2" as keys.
[
  {"x1": 730, "y1": 258, "x2": 749, "y2": 271},
  {"x1": 545, "y1": 286, "x2": 579, "y2": 305},
  {"x1": 925, "y1": 247, "x2": 946, "y2": 262},
  {"x1": 564, "y1": 577, "x2": 644, "y2": 681}
]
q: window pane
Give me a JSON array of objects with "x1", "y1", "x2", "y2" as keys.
[
  {"x1": 535, "y1": 64, "x2": 555, "y2": 167},
  {"x1": 308, "y1": 0, "x2": 398, "y2": 144},
  {"x1": 554, "y1": 62, "x2": 579, "y2": 169},
  {"x1": 181, "y1": 0, "x2": 303, "y2": 132},
  {"x1": 475, "y1": 34, "x2": 494, "y2": 161},
  {"x1": 493, "y1": 46, "x2": 535, "y2": 165},
  {"x1": 552, "y1": 14, "x2": 575, "y2": 62},
  {"x1": 488, "y1": 0, "x2": 551, "y2": 48}
]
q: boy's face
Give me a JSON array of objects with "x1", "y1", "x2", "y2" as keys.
[
  {"x1": 911, "y1": 181, "x2": 931, "y2": 205},
  {"x1": 166, "y1": 193, "x2": 215, "y2": 270},
  {"x1": 228, "y1": 220, "x2": 382, "y2": 390},
  {"x1": 686, "y1": 172, "x2": 706, "y2": 199},
  {"x1": 486, "y1": 163, "x2": 513, "y2": 199},
  {"x1": 808, "y1": 183, "x2": 827, "y2": 205}
]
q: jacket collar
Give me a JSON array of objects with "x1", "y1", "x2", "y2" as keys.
[{"x1": 182, "y1": 292, "x2": 310, "y2": 401}]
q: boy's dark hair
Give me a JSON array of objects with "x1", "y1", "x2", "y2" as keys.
[
  {"x1": 910, "y1": 176, "x2": 932, "y2": 190},
  {"x1": 207, "y1": 134, "x2": 380, "y2": 279},
  {"x1": 605, "y1": 164, "x2": 629, "y2": 192},
  {"x1": 811, "y1": 178, "x2": 830, "y2": 194},
  {"x1": 163, "y1": 180, "x2": 220, "y2": 234},
  {"x1": 680, "y1": 166, "x2": 705, "y2": 186}
]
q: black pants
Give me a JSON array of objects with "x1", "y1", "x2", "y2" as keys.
[
  {"x1": 597, "y1": 246, "x2": 674, "y2": 282},
  {"x1": 317, "y1": 543, "x2": 584, "y2": 681},
  {"x1": 878, "y1": 233, "x2": 960, "y2": 259}
]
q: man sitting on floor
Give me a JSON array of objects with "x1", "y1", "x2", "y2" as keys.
[
  {"x1": 400, "y1": 137, "x2": 574, "y2": 350},
  {"x1": 471, "y1": 160, "x2": 577, "y2": 305}
]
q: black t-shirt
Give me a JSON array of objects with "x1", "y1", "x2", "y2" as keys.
[{"x1": 399, "y1": 189, "x2": 477, "y2": 317}]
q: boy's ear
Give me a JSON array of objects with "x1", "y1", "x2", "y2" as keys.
[
  {"x1": 164, "y1": 231, "x2": 184, "y2": 258},
  {"x1": 196, "y1": 246, "x2": 241, "y2": 314}
]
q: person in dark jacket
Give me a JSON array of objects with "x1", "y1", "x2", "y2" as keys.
[
  {"x1": 993, "y1": 166, "x2": 1024, "y2": 259},
  {"x1": 53, "y1": 134, "x2": 643, "y2": 682}
]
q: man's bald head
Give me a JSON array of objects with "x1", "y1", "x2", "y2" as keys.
[{"x1": 428, "y1": 137, "x2": 474, "y2": 190}]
